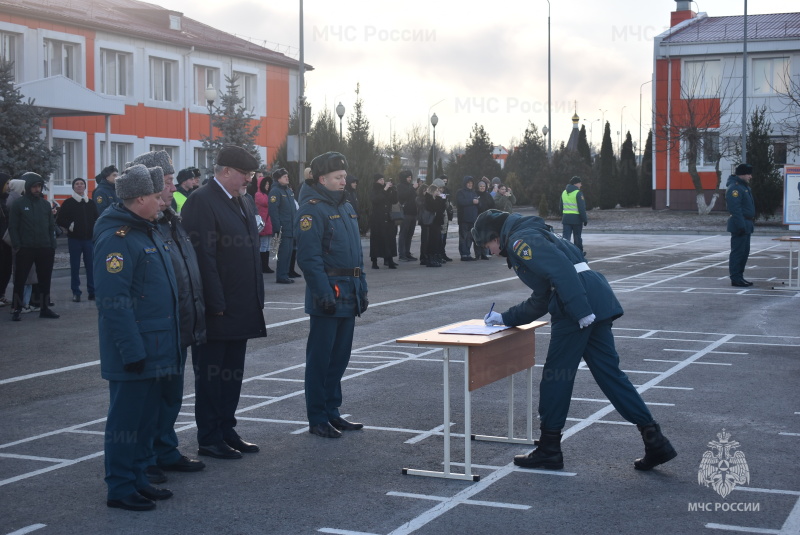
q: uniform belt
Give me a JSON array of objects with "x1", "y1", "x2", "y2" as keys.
[
  {"x1": 326, "y1": 267, "x2": 362, "y2": 277},
  {"x1": 574, "y1": 262, "x2": 590, "y2": 273}
]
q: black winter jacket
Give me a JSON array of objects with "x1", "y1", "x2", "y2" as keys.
[{"x1": 56, "y1": 196, "x2": 98, "y2": 240}]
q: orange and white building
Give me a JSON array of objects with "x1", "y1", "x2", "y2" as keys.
[
  {"x1": 651, "y1": 1, "x2": 800, "y2": 210},
  {"x1": 0, "y1": 0, "x2": 305, "y2": 200}
]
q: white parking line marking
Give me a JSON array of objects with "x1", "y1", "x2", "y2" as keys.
[
  {"x1": 387, "y1": 491, "x2": 531, "y2": 510},
  {"x1": 0, "y1": 453, "x2": 69, "y2": 463},
  {"x1": 6, "y1": 525, "x2": 47, "y2": 535}
]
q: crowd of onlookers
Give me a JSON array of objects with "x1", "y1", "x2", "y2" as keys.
[{"x1": 0, "y1": 165, "x2": 517, "y2": 321}]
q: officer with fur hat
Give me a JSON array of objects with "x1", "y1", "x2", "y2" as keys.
[
  {"x1": 726, "y1": 163, "x2": 756, "y2": 287},
  {"x1": 94, "y1": 163, "x2": 179, "y2": 510},
  {"x1": 296, "y1": 151, "x2": 368, "y2": 438},
  {"x1": 473, "y1": 209, "x2": 677, "y2": 472},
  {"x1": 93, "y1": 165, "x2": 119, "y2": 215}
]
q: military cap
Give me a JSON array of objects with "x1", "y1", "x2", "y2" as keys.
[
  {"x1": 116, "y1": 164, "x2": 162, "y2": 199},
  {"x1": 735, "y1": 163, "x2": 753, "y2": 176},
  {"x1": 570, "y1": 176, "x2": 582, "y2": 185},
  {"x1": 176, "y1": 168, "x2": 195, "y2": 184},
  {"x1": 471, "y1": 209, "x2": 510, "y2": 247},
  {"x1": 132, "y1": 150, "x2": 175, "y2": 176},
  {"x1": 310, "y1": 152, "x2": 348, "y2": 180},
  {"x1": 216, "y1": 145, "x2": 259, "y2": 171}
]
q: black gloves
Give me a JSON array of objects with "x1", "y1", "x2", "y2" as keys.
[
  {"x1": 321, "y1": 295, "x2": 337, "y2": 315},
  {"x1": 583, "y1": 221, "x2": 588, "y2": 227},
  {"x1": 124, "y1": 359, "x2": 145, "y2": 374},
  {"x1": 360, "y1": 295, "x2": 369, "y2": 313}
]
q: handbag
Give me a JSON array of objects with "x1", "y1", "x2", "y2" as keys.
[
  {"x1": 419, "y1": 208, "x2": 435, "y2": 226},
  {"x1": 390, "y1": 202, "x2": 404, "y2": 224}
]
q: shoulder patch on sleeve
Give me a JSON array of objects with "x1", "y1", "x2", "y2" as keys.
[
  {"x1": 106, "y1": 253, "x2": 124, "y2": 273},
  {"x1": 96, "y1": 196, "x2": 103, "y2": 204},
  {"x1": 299, "y1": 215, "x2": 313, "y2": 231},
  {"x1": 513, "y1": 240, "x2": 532, "y2": 260},
  {"x1": 270, "y1": 195, "x2": 277, "y2": 203},
  {"x1": 732, "y1": 190, "x2": 739, "y2": 197}
]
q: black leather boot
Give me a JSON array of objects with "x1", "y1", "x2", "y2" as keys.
[
  {"x1": 371, "y1": 259, "x2": 379, "y2": 269},
  {"x1": 514, "y1": 429, "x2": 563, "y2": 469},
  {"x1": 260, "y1": 252, "x2": 274, "y2": 274},
  {"x1": 634, "y1": 422, "x2": 677, "y2": 470},
  {"x1": 385, "y1": 257, "x2": 398, "y2": 269},
  {"x1": 288, "y1": 250, "x2": 301, "y2": 277}
]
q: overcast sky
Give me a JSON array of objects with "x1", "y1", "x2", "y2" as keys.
[{"x1": 155, "y1": 0, "x2": 797, "y2": 152}]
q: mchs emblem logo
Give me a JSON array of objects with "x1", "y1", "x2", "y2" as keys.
[{"x1": 698, "y1": 429, "x2": 750, "y2": 498}]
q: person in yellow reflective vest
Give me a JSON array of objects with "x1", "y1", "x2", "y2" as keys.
[{"x1": 559, "y1": 176, "x2": 587, "y2": 255}]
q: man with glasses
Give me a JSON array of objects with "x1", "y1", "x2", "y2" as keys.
[{"x1": 181, "y1": 146, "x2": 266, "y2": 460}]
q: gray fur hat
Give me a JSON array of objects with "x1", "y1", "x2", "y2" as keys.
[
  {"x1": 116, "y1": 164, "x2": 163, "y2": 199},
  {"x1": 132, "y1": 150, "x2": 175, "y2": 176},
  {"x1": 148, "y1": 167, "x2": 165, "y2": 192}
]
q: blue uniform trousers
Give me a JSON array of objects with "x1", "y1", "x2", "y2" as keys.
[
  {"x1": 192, "y1": 340, "x2": 247, "y2": 446},
  {"x1": 305, "y1": 315, "x2": 356, "y2": 426},
  {"x1": 276, "y1": 236, "x2": 294, "y2": 281},
  {"x1": 150, "y1": 346, "x2": 188, "y2": 466},
  {"x1": 67, "y1": 237, "x2": 94, "y2": 297},
  {"x1": 105, "y1": 379, "x2": 161, "y2": 500},
  {"x1": 729, "y1": 232, "x2": 751, "y2": 282},
  {"x1": 539, "y1": 318, "x2": 653, "y2": 430},
  {"x1": 562, "y1": 223, "x2": 583, "y2": 252}
]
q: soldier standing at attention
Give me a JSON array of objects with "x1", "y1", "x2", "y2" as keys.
[
  {"x1": 296, "y1": 151, "x2": 369, "y2": 438},
  {"x1": 94, "y1": 164, "x2": 178, "y2": 511},
  {"x1": 269, "y1": 168, "x2": 300, "y2": 284},
  {"x1": 474, "y1": 209, "x2": 677, "y2": 472},
  {"x1": 726, "y1": 164, "x2": 756, "y2": 287}
]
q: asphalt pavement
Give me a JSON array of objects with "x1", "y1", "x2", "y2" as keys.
[{"x1": 1, "y1": 220, "x2": 798, "y2": 535}]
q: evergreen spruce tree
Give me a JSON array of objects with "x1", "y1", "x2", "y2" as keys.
[
  {"x1": 202, "y1": 73, "x2": 262, "y2": 171},
  {"x1": 0, "y1": 62, "x2": 60, "y2": 178},
  {"x1": 618, "y1": 132, "x2": 638, "y2": 207},
  {"x1": 598, "y1": 122, "x2": 616, "y2": 209},
  {"x1": 744, "y1": 106, "x2": 783, "y2": 219},
  {"x1": 502, "y1": 122, "x2": 547, "y2": 205},
  {"x1": 577, "y1": 125, "x2": 592, "y2": 166},
  {"x1": 345, "y1": 84, "x2": 384, "y2": 227},
  {"x1": 451, "y1": 124, "x2": 501, "y2": 181},
  {"x1": 638, "y1": 130, "x2": 653, "y2": 207}
]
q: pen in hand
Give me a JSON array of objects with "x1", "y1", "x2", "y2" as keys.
[{"x1": 484, "y1": 302, "x2": 501, "y2": 326}]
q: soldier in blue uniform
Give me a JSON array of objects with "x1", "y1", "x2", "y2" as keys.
[
  {"x1": 94, "y1": 164, "x2": 180, "y2": 511},
  {"x1": 726, "y1": 164, "x2": 756, "y2": 287},
  {"x1": 473, "y1": 209, "x2": 676, "y2": 471},
  {"x1": 268, "y1": 168, "x2": 300, "y2": 283},
  {"x1": 296, "y1": 152, "x2": 369, "y2": 438}
]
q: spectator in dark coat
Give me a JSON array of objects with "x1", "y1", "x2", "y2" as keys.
[
  {"x1": 456, "y1": 175, "x2": 479, "y2": 261},
  {"x1": 396, "y1": 169, "x2": 418, "y2": 261},
  {"x1": 181, "y1": 146, "x2": 266, "y2": 459},
  {"x1": 368, "y1": 174, "x2": 398, "y2": 269},
  {"x1": 56, "y1": 177, "x2": 99, "y2": 302},
  {"x1": 0, "y1": 172, "x2": 12, "y2": 307},
  {"x1": 344, "y1": 174, "x2": 360, "y2": 217},
  {"x1": 475, "y1": 180, "x2": 495, "y2": 260},
  {"x1": 8, "y1": 172, "x2": 59, "y2": 321}
]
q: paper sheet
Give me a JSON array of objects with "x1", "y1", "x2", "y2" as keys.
[{"x1": 439, "y1": 324, "x2": 511, "y2": 335}]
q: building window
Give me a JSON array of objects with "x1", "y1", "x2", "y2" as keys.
[
  {"x1": 194, "y1": 66, "x2": 219, "y2": 106},
  {"x1": 681, "y1": 132, "x2": 719, "y2": 168},
  {"x1": 682, "y1": 60, "x2": 721, "y2": 97},
  {"x1": 44, "y1": 39, "x2": 79, "y2": 81},
  {"x1": 53, "y1": 139, "x2": 82, "y2": 186},
  {"x1": 753, "y1": 57, "x2": 790, "y2": 95},
  {"x1": 1, "y1": 31, "x2": 19, "y2": 81},
  {"x1": 99, "y1": 141, "x2": 133, "y2": 169},
  {"x1": 100, "y1": 49, "x2": 132, "y2": 97},
  {"x1": 232, "y1": 72, "x2": 257, "y2": 111},
  {"x1": 194, "y1": 148, "x2": 213, "y2": 175},
  {"x1": 150, "y1": 57, "x2": 177, "y2": 102},
  {"x1": 772, "y1": 141, "x2": 787, "y2": 165},
  {"x1": 150, "y1": 145, "x2": 178, "y2": 166}
]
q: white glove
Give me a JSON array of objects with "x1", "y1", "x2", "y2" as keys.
[
  {"x1": 69, "y1": 222, "x2": 75, "y2": 232},
  {"x1": 484, "y1": 311, "x2": 504, "y2": 326},
  {"x1": 578, "y1": 314, "x2": 596, "y2": 329}
]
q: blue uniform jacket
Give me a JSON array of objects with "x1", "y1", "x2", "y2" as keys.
[
  {"x1": 93, "y1": 204, "x2": 181, "y2": 381},
  {"x1": 498, "y1": 214, "x2": 623, "y2": 327},
  {"x1": 295, "y1": 180, "x2": 368, "y2": 317},
  {"x1": 268, "y1": 182, "x2": 297, "y2": 237},
  {"x1": 93, "y1": 178, "x2": 119, "y2": 216},
  {"x1": 725, "y1": 174, "x2": 755, "y2": 235}
]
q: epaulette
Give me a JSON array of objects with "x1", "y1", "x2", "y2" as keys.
[
  {"x1": 115, "y1": 226, "x2": 130, "y2": 237},
  {"x1": 308, "y1": 199, "x2": 320, "y2": 204}
]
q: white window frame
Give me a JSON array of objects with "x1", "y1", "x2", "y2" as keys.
[
  {"x1": 188, "y1": 58, "x2": 224, "y2": 114},
  {"x1": 50, "y1": 129, "x2": 86, "y2": 192},
  {"x1": 0, "y1": 29, "x2": 22, "y2": 82},
  {"x1": 99, "y1": 141, "x2": 134, "y2": 170},
  {"x1": 148, "y1": 141, "x2": 180, "y2": 174},
  {"x1": 37, "y1": 29, "x2": 85, "y2": 85},
  {"x1": 752, "y1": 57, "x2": 790, "y2": 96},
  {"x1": 95, "y1": 133, "x2": 139, "y2": 176},
  {"x1": 682, "y1": 59, "x2": 722, "y2": 98},
  {"x1": 231, "y1": 68, "x2": 258, "y2": 112},
  {"x1": 145, "y1": 49, "x2": 182, "y2": 110},
  {"x1": 99, "y1": 48, "x2": 133, "y2": 97},
  {"x1": 194, "y1": 65, "x2": 220, "y2": 106},
  {"x1": 680, "y1": 131, "x2": 720, "y2": 171}
]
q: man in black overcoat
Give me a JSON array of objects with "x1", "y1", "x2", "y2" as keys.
[{"x1": 181, "y1": 146, "x2": 266, "y2": 459}]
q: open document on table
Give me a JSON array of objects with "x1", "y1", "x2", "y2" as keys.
[{"x1": 439, "y1": 324, "x2": 512, "y2": 335}]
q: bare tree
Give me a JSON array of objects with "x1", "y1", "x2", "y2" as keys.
[
  {"x1": 775, "y1": 68, "x2": 800, "y2": 154},
  {"x1": 656, "y1": 60, "x2": 739, "y2": 214},
  {"x1": 403, "y1": 123, "x2": 427, "y2": 178}
]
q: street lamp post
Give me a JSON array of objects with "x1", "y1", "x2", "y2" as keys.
[
  {"x1": 205, "y1": 84, "x2": 217, "y2": 145},
  {"x1": 430, "y1": 113, "x2": 439, "y2": 181},
  {"x1": 386, "y1": 115, "x2": 396, "y2": 145},
  {"x1": 546, "y1": 0, "x2": 551, "y2": 158},
  {"x1": 336, "y1": 102, "x2": 345, "y2": 141},
  {"x1": 428, "y1": 99, "x2": 445, "y2": 144},
  {"x1": 639, "y1": 79, "x2": 652, "y2": 163}
]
